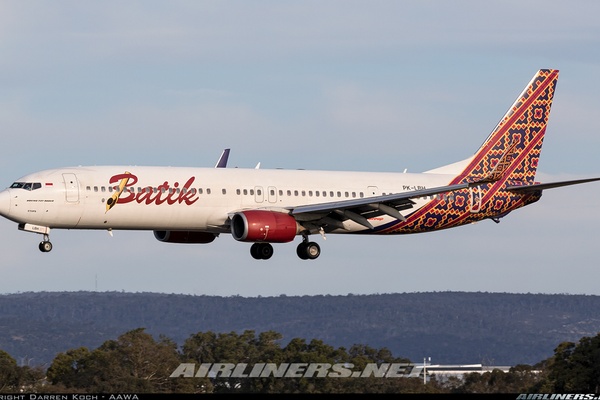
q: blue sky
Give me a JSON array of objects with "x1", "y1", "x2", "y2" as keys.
[{"x1": 1, "y1": 1, "x2": 600, "y2": 297}]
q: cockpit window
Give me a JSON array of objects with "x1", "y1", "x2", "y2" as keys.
[{"x1": 10, "y1": 182, "x2": 42, "y2": 191}]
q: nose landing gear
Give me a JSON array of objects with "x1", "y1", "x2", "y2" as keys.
[
  {"x1": 18, "y1": 223, "x2": 53, "y2": 253},
  {"x1": 39, "y1": 233, "x2": 52, "y2": 252}
]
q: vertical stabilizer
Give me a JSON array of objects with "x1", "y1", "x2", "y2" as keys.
[{"x1": 454, "y1": 69, "x2": 559, "y2": 185}]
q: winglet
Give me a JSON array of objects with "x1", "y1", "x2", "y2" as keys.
[{"x1": 214, "y1": 149, "x2": 230, "y2": 168}]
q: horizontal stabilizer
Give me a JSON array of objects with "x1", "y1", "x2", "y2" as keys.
[{"x1": 506, "y1": 177, "x2": 600, "y2": 193}]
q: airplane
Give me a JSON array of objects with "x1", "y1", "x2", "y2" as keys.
[{"x1": 1, "y1": 69, "x2": 599, "y2": 260}]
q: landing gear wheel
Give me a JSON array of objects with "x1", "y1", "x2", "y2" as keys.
[
  {"x1": 305, "y1": 242, "x2": 320, "y2": 260},
  {"x1": 297, "y1": 241, "x2": 320, "y2": 260},
  {"x1": 39, "y1": 241, "x2": 53, "y2": 253},
  {"x1": 250, "y1": 243, "x2": 273, "y2": 260},
  {"x1": 297, "y1": 242, "x2": 309, "y2": 260},
  {"x1": 250, "y1": 243, "x2": 261, "y2": 259}
]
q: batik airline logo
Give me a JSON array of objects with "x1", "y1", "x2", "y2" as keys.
[{"x1": 105, "y1": 172, "x2": 199, "y2": 213}]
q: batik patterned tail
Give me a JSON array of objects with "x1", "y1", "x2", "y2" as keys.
[
  {"x1": 454, "y1": 69, "x2": 559, "y2": 186},
  {"x1": 378, "y1": 69, "x2": 559, "y2": 235}
]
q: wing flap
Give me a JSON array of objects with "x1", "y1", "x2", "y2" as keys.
[{"x1": 289, "y1": 182, "x2": 470, "y2": 231}]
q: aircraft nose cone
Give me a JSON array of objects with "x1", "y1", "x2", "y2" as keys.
[{"x1": 0, "y1": 189, "x2": 11, "y2": 217}]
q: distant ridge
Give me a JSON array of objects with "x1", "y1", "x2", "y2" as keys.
[{"x1": 1, "y1": 291, "x2": 600, "y2": 368}]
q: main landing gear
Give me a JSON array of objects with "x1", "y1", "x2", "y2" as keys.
[
  {"x1": 250, "y1": 242, "x2": 274, "y2": 260},
  {"x1": 249, "y1": 236, "x2": 321, "y2": 260},
  {"x1": 296, "y1": 238, "x2": 320, "y2": 260}
]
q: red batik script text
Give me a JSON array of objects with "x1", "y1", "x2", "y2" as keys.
[{"x1": 109, "y1": 173, "x2": 199, "y2": 206}]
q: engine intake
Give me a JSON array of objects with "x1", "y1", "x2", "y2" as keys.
[
  {"x1": 154, "y1": 230, "x2": 217, "y2": 244},
  {"x1": 231, "y1": 210, "x2": 300, "y2": 243}
]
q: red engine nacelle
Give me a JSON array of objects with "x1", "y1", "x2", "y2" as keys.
[
  {"x1": 154, "y1": 230, "x2": 217, "y2": 244},
  {"x1": 231, "y1": 210, "x2": 300, "y2": 243}
]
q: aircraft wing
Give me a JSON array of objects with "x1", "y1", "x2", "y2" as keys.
[
  {"x1": 506, "y1": 177, "x2": 600, "y2": 193},
  {"x1": 288, "y1": 182, "x2": 470, "y2": 230}
]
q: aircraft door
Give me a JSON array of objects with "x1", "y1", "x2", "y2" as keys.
[
  {"x1": 367, "y1": 186, "x2": 379, "y2": 196},
  {"x1": 469, "y1": 185, "x2": 482, "y2": 213},
  {"x1": 63, "y1": 173, "x2": 80, "y2": 203}
]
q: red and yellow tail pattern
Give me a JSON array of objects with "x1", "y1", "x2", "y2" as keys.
[
  {"x1": 455, "y1": 69, "x2": 559, "y2": 185},
  {"x1": 381, "y1": 69, "x2": 559, "y2": 234}
]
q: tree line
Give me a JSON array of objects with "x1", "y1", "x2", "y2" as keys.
[
  {"x1": 4, "y1": 291, "x2": 600, "y2": 368},
  {"x1": 2, "y1": 328, "x2": 600, "y2": 393}
]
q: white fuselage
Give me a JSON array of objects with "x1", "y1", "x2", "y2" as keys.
[{"x1": 0, "y1": 166, "x2": 452, "y2": 233}]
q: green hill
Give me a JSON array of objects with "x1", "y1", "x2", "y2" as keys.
[{"x1": 1, "y1": 291, "x2": 599, "y2": 368}]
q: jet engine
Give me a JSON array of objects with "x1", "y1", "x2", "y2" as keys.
[
  {"x1": 154, "y1": 230, "x2": 217, "y2": 244},
  {"x1": 231, "y1": 210, "x2": 300, "y2": 243}
]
